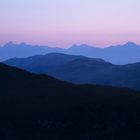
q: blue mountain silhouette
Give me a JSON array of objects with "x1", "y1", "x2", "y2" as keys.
[{"x1": 1, "y1": 41, "x2": 140, "y2": 64}]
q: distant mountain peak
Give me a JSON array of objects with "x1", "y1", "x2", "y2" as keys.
[
  {"x1": 19, "y1": 42, "x2": 27, "y2": 46},
  {"x1": 70, "y1": 44, "x2": 96, "y2": 49},
  {"x1": 80, "y1": 44, "x2": 91, "y2": 47},
  {"x1": 70, "y1": 44, "x2": 79, "y2": 48},
  {"x1": 125, "y1": 41, "x2": 138, "y2": 46},
  {"x1": 4, "y1": 41, "x2": 15, "y2": 47}
]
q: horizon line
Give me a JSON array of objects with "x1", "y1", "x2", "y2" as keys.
[{"x1": 0, "y1": 41, "x2": 139, "y2": 49}]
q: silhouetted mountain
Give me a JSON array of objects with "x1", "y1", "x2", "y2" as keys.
[
  {"x1": 4, "y1": 53, "x2": 140, "y2": 90},
  {"x1": 66, "y1": 42, "x2": 140, "y2": 64},
  {"x1": 0, "y1": 42, "x2": 65, "y2": 61},
  {"x1": 1, "y1": 63, "x2": 140, "y2": 140},
  {"x1": 1, "y1": 41, "x2": 140, "y2": 64},
  {"x1": 54, "y1": 59, "x2": 140, "y2": 90},
  {"x1": 4, "y1": 53, "x2": 87, "y2": 73}
]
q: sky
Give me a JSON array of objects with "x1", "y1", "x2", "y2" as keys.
[{"x1": 0, "y1": 0, "x2": 140, "y2": 48}]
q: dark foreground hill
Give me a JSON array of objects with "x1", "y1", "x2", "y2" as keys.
[
  {"x1": 4, "y1": 53, "x2": 140, "y2": 90},
  {"x1": 0, "y1": 63, "x2": 140, "y2": 140}
]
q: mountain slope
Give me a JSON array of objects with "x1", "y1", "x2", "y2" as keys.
[
  {"x1": 0, "y1": 42, "x2": 65, "y2": 61},
  {"x1": 66, "y1": 42, "x2": 140, "y2": 64},
  {"x1": 1, "y1": 41, "x2": 140, "y2": 64},
  {"x1": 51, "y1": 60, "x2": 140, "y2": 90},
  {"x1": 1, "y1": 63, "x2": 140, "y2": 140},
  {"x1": 4, "y1": 53, "x2": 106, "y2": 74},
  {"x1": 4, "y1": 53, "x2": 140, "y2": 90}
]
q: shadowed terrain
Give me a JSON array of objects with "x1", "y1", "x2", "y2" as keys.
[
  {"x1": 4, "y1": 53, "x2": 140, "y2": 90},
  {"x1": 0, "y1": 63, "x2": 140, "y2": 139}
]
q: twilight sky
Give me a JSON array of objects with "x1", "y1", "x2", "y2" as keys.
[{"x1": 0, "y1": 0, "x2": 140, "y2": 48}]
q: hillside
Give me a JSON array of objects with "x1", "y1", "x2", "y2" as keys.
[
  {"x1": 0, "y1": 63, "x2": 140, "y2": 139},
  {"x1": 1, "y1": 41, "x2": 140, "y2": 64},
  {"x1": 4, "y1": 53, "x2": 140, "y2": 90}
]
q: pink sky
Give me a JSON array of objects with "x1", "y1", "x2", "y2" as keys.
[{"x1": 0, "y1": 0, "x2": 140, "y2": 48}]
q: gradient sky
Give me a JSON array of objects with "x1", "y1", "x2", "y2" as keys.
[{"x1": 0, "y1": 0, "x2": 140, "y2": 48}]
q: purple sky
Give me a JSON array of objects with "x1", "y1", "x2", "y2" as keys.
[{"x1": 0, "y1": 0, "x2": 140, "y2": 48}]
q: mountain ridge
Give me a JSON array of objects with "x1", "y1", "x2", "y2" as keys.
[
  {"x1": 4, "y1": 53, "x2": 140, "y2": 91},
  {"x1": 1, "y1": 41, "x2": 140, "y2": 64}
]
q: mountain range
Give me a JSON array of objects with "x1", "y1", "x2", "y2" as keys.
[
  {"x1": 4, "y1": 53, "x2": 140, "y2": 91},
  {"x1": 1, "y1": 41, "x2": 140, "y2": 64},
  {"x1": 0, "y1": 42, "x2": 65, "y2": 61},
  {"x1": 1, "y1": 63, "x2": 140, "y2": 139}
]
